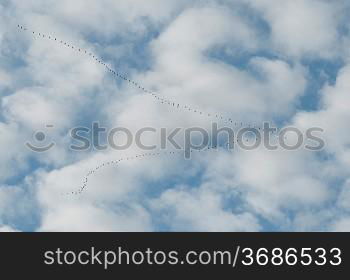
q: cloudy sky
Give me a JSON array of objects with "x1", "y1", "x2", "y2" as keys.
[{"x1": 1, "y1": 0, "x2": 350, "y2": 232}]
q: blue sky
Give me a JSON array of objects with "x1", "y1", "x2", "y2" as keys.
[{"x1": 1, "y1": 0, "x2": 350, "y2": 232}]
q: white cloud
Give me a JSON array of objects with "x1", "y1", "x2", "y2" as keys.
[
  {"x1": 0, "y1": 184, "x2": 37, "y2": 229},
  {"x1": 151, "y1": 186, "x2": 260, "y2": 231},
  {"x1": 0, "y1": 0, "x2": 350, "y2": 232},
  {"x1": 337, "y1": 180, "x2": 350, "y2": 211},
  {"x1": 39, "y1": 202, "x2": 152, "y2": 232},
  {"x1": 331, "y1": 218, "x2": 350, "y2": 232},
  {"x1": 0, "y1": 123, "x2": 29, "y2": 181},
  {"x1": 294, "y1": 64, "x2": 350, "y2": 172},
  {"x1": 244, "y1": 0, "x2": 342, "y2": 58},
  {"x1": 0, "y1": 225, "x2": 20, "y2": 232},
  {"x1": 139, "y1": 6, "x2": 307, "y2": 121}
]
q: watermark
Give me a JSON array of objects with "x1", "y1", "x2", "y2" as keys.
[
  {"x1": 25, "y1": 125, "x2": 56, "y2": 152},
  {"x1": 25, "y1": 122, "x2": 325, "y2": 159}
]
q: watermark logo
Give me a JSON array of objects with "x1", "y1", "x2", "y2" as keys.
[
  {"x1": 25, "y1": 122, "x2": 325, "y2": 158},
  {"x1": 25, "y1": 125, "x2": 56, "y2": 152}
]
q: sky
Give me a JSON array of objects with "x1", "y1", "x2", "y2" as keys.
[{"x1": 1, "y1": 0, "x2": 350, "y2": 232}]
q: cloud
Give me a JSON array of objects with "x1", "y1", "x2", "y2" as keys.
[
  {"x1": 39, "y1": 202, "x2": 152, "y2": 232},
  {"x1": 151, "y1": 185, "x2": 260, "y2": 231},
  {"x1": 244, "y1": 0, "x2": 343, "y2": 58},
  {"x1": 0, "y1": 123, "x2": 29, "y2": 181},
  {"x1": 331, "y1": 218, "x2": 350, "y2": 232},
  {"x1": 0, "y1": 0, "x2": 350, "y2": 232},
  {"x1": 294, "y1": 64, "x2": 350, "y2": 172},
  {"x1": 0, "y1": 225, "x2": 20, "y2": 232},
  {"x1": 139, "y1": 5, "x2": 307, "y2": 121},
  {"x1": 0, "y1": 183, "x2": 38, "y2": 230}
]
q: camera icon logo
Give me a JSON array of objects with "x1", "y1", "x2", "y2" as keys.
[{"x1": 26, "y1": 125, "x2": 55, "y2": 152}]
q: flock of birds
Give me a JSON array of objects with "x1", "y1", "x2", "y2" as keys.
[{"x1": 16, "y1": 24, "x2": 280, "y2": 195}]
